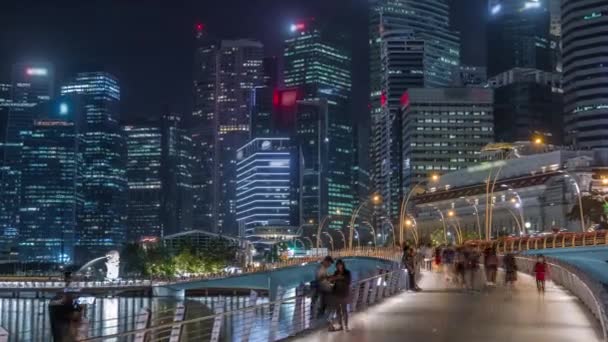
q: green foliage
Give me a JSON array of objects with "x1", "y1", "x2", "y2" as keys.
[
  {"x1": 430, "y1": 228, "x2": 446, "y2": 246},
  {"x1": 461, "y1": 230, "x2": 480, "y2": 242},
  {"x1": 567, "y1": 194, "x2": 607, "y2": 226},
  {"x1": 120, "y1": 238, "x2": 238, "y2": 278}
]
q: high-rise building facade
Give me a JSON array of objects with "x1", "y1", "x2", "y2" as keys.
[
  {"x1": 489, "y1": 67, "x2": 563, "y2": 143},
  {"x1": 453, "y1": 66, "x2": 488, "y2": 87},
  {"x1": 124, "y1": 125, "x2": 162, "y2": 241},
  {"x1": 124, "y1": 114, "x2": 194, "y2": 241},
  {"x1": 61, "y1": 72, "x2": 127, "y2": 262},
  {"x1": 296, "y1": 100, "x2": 329, "y2": 226},
  {"x1": 192, "y1": 26, "x2": 264, "y2": 235},
  {"x1": 19, "y1": 101, "x2": 79, "y2": 263},
  {"x1": 487, "y1": 0, "x2": 552, "y2": 77},
  {"x1": 369, "y1": 0, "x2": 460, "y2": 222},
  {"x1": 161, "y1": 113, "x2": 194, "y2": 237},
  {"x1": 562, "y1": 0, "x2": 608, "y2": 151},
  {"x1": 284, "y1": 19, "x2": 354, "y2": 230},
  {"x1": 235, "y1": 138, "x2": 300, "y2": 237},
  {"x1": 402, "y1": 88, "x2": 495, "y2": 187},
  {"x1": 1, "y1": 63, "x2": 54, "y2": 255}
]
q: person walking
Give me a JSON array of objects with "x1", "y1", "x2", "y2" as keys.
[
  {"x1": 404, "y1": 247, "x2": 421, "y2": 291},
  {"x1": 465, "y1": 247, "x2": 480, "y2": 291},
  {"x1": 503, "y1": 253, "x2": 518, "y2": 290},
  {"x1": 484, "y1": 247, "x2": 498, "y2": 286},
  {"x1": 423, "y1": 244, "x2": 434, "y2": 271},
  {"x1": 534, "y1": 255, "x2": 549, "y2": 294},
  {"x1": 313, "y1": 256, "x2": 334, "y2": 317},
  {"x1": 454, "y1": 247, "x2": 466, "y2": 287},
  {"x1": 328, "y1": 259, "x2": 352, "y2": 331}
]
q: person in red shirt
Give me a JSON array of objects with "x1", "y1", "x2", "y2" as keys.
[{"x1": 534, "y1": 255, "x2": 549, "y2": 293}]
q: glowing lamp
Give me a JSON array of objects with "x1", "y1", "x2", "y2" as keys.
[
  {"x1": 59, "y1": 103, "x2": 69, "y2": 115},
  {"x1": 26, "y1": 68, "x2": 48, "y2": 76},
  {"x1": 290, "y1": 23, "x2": 306, "y2": 32}
]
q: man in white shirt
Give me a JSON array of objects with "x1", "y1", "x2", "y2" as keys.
[{"x1": 314, "y1": 256, "x2": 334, "y2": 317}]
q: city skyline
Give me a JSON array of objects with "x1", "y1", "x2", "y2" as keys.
[{"x1": 0, "y1": 0, "x2": 486, "y2": 124}]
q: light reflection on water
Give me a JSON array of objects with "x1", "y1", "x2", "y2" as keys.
[{"x1": 0, "y1": 258, "x2": 392, "y2": 341}]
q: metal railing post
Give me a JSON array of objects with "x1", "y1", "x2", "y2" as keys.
[
  {"x1": 168, "y1": 303, "x2": 185, "y2": 342},
  {"x1": 360, "y1": 279, "x2": 371, "y2": 308},
  {"x1": 209, "y1": 299, "x2": 225, "y2": 342},
  {"x1": 242, "y1": 290, "x2": 259, "y2": 342},
  {"x1": 268, "y1": 286, "x2": 284, "y2": 341},
  {"x1": 0, "y1": 327, "x2": 8, "y2": 342},
  {"x1": 383, "y1": 272, "x2": 394, "y2": 298},
  {"x1": 133, "y1": 307, "x2": 151, "y2": 342},
  {"x1": 293, "y1": 283, "x2": 306, "y2": 332}
]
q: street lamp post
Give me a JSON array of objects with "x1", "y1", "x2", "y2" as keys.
[
  {"x1": 399, "y1": 174, "x2": 439, "y2": 247},
  {"x1": 463, "y1": 198, "x2": 482, "y2": 239},
  {"x1": 558, "y1": 171, "x2": 586, "y2": 232},
  {"x1": 348, "y1": 195, "x2": 380, "y2": 250},
  {"x1": 302, "y1": 237, "x2": 314, "y2": 249},
  {"x1": 435, "y1": 208, "x2": 448, "y2": 243},
  {"x1": 361, "y1": 221, "x2": 377, "y2": 247},
  {"x1": 322, "y1": 232, "x2": 334, "y2": 251},
  {"x1": 335, "y1": 230, "x2": 346, "y2": 250}
]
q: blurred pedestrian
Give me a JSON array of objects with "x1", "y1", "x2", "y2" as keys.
[
  {"x1": 328, "y1": 259, "x2": 352, "y2": 331},
  {"x1": 504, "y1": 253, "x2": 518, "y2": 289},
  {"x1": 423, "y1": 244, "x2": 433, "y2": 271},
  {"x1": 484, "y1": 247, "x2": 498, "y2": 285},
  {"x1": 454, "y1": 247, "x2": 466, "y2": 287},
  {"x1": 404, "y1": 247, "x2": 421, "y2": 291},
  {"x1": 465, "y1": 247, "x2": 480, "y2": 291},
  {"x1": 313, "y1": 256, "x2": 334, "y2": 318},
  {"x1": 534, "y1": 255, "x2": 548, "y2": 294}
]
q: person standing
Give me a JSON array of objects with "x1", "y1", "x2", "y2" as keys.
[
  {"x1": 534, "y1": 255, "x2": 549, "y2": 293},
  {"x1": 314, "y1": 256, "x2": 334, "y2": 317},
  {"x1": 404, "y1": 247, "x2": 421, "y2": 291},
  {"x1": 328, "y1": 259, "x2": 352, "y2": 331},
  {"x1": 484, "y1": 247, "x2": 498, "y2": 286},
  {"x1": 504, "y1": 253, "x2": 518, "y2": 290},
  {"x1": 424, "y1": 244, "x2": 434, "y2": 271}
]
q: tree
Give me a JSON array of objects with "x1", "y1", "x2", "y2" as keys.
[
  {"x1": 430, "y1": 228, "x2": 447, "y2": 246},
  {"x1": 567, "y1": 194, "x2": 607, "y2": 227},
  {"x1": 120, "y1": 243, "x2": 146, "y2": 276}
]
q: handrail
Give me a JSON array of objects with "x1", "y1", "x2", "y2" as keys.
[
  {"x1": 79, "y1": 260, "x2": 407, "y2": 342},
  {"x1": 515, "y1": 256, "x2": 607, "y2": 342},
  {"x1": 468, "y1": 231, "x2": 608, "y2": 253},
  {"x1": 0, "y1": 247, "x2": 402, "y2": 289}
]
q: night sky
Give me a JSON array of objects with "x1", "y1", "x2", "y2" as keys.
[{"x1": 0, "y1": 0, "x2": 486, "y2": 123}]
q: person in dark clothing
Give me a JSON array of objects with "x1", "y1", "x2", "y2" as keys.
[
  {"x1": 328, "y1": 259, "x2": 352, "y2": 331},
  {"x1": 404, "y1": 247, "x2": 421, "y2": 291}
]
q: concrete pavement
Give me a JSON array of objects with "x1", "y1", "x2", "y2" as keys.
[{"x1": 294, "y1": 271, "x2": 603, "y2": 342}]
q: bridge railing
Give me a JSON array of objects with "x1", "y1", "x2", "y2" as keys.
[
  {"x1": 469, "y1": 231, "x2": 608, "y2": 253},
  {"x1": 515, "y1": 256, "x2": 608, "y2": 342},
  {"x1": 0, "y1": 279, "x2": 152, "y2": 289},
  {"x1": 79, "y1": 265, "x2": 409, "y2": 342}
]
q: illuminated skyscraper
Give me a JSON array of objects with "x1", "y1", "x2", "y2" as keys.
[
  {"x1": 125, "y1": 125, "x2": 162, "y2": 241},
  {"x1": 487, "y1": 0, "x2": 552, "y2": 77},
  {"x1": 562, "y1": 0, "x2": 608, "y2": 151},
  {"x1": 401, "y1": 88, "x2": 495, "y2": 187},
  {"x1": 161, "y1": 113, "x2": 194, "y2": 237},
  {"x1": 19, "y1": 99, "x2": 79, "y2": 263},
  {"x1": 1, "y1": 63, "x2": 54, "y2": 255},
  {"x1": 61, "y1": 72, "x2": 126, "y2": 262},
  {"x1": 192, "y1": 25, "x2": 264, "y2": 235},
  {"x1": 284, "y1": 19, "x2": 354, "y2": 230},
  {"x1": 124, "y1": 114, "x2": 194, "y2": 241},
  {"x1": 236, "y1": 138, "x2": 300, "y2": 238},
  {"x1": 369, "y1": 0, "x2": 460, "y2": 223}
]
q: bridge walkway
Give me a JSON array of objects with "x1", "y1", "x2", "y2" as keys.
[{"x1": 294, "y1": 270, "x2": 603, "y2": 342}]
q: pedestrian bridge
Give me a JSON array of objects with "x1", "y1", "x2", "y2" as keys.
[
  {"x1": 296, "y1": 270, "x2": 604, "y2": 342},
  {"x1": 78, "y1": 251, "x2": 607, "y2": 342}
]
